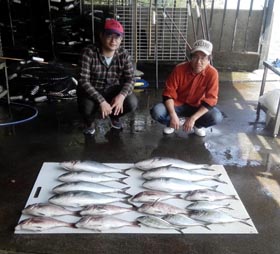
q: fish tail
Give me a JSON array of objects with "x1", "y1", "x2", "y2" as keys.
[
  {"x1": 123, "y1": 167, "x2": 132, "y2": 174},
  {"x1": 122, "y1": 198, "x2": 134, "y2": 206},
  {"x1": 72, "y1": 210, "x2": 81, "y2": 217},
  {"x1": 175, "y1": 194, "x2": 184, "y2": 200},
  {"x1": 203, "y1": 224, "x2": 211, "y2": 230},
  {"x1": 121, "y1": 186, "x2": 130, "y2": 193},
  {"x1": 176, "y1": 228, "x2": 185, "y2": 234},
  {"x1": 132, "y1": 221, "x2": 141, "y2": 228},
  {"x1": 201, "y1": 166, "x2": 214, "y2": 171},
  {"x1": 224, "y1": 204, "x2": 233, "y2": 210},
  {"x1": 120, "y1": 171, "x2": 130, "y2": 177},
  {"x1": 214, "y1": 178, "x2": 228, "y2": 184},
  {"x1": 70, "y1": 222, "x2": 77, "y2": 228},
  {"x1": 118, "y1": 177, "x2": 128, "y2": 184},
  {"x1": 241, "y1": 218, "x2": 253, "y2": 227}
]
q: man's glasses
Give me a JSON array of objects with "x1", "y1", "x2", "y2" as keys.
[
  {"x1": 191, "y1": 55, "x2": 209, "y2": 62},
  {"x1": 105, "y1": 33, "x2": 122, "y2": 41}
]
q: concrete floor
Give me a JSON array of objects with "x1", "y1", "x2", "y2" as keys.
[{"x1": 1, "y1": 69, "x2": 280, "y2": 254}]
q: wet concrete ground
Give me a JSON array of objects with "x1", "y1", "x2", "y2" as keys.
[{"x1": 1, "y1": 69, "x2": 280, "y2": 254}]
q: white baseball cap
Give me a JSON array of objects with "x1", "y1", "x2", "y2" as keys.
[{"x1": 191, "y1": 39, "x2": 213, "y2": 56}]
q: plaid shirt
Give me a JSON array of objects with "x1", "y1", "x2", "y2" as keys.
[{"x1": 78, "y1": 44, "x2": 135, "y2": 103}]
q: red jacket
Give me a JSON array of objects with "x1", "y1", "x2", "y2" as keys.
[{"x1": 162, "y1": 62, "x2": 219, "y2": 107}]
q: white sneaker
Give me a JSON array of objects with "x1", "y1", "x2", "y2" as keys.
[
  {"x1": 163, "y1": 127, "x2": 175, "y2": 135},
  {"x1": 194, "y1": 126, "x2": 206, "y2": 137}
]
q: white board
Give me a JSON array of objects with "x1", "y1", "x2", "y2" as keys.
[{"x1": 15, "y1": 163, "x2": 258, "y2": 234}]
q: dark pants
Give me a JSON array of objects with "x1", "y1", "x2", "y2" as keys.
[
  {"x1": 77, "y1": 86, "x2": 138, "y2": 127},
  {"x1": 150, "y1": 102, "x2": 223, "y2": 128}
]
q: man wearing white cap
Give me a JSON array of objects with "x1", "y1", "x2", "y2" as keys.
[
  {"x1": 150, "y1": 39, "x2": 223, "y2": 137},
  {"x1": 77, "y1": 18, "x2": 138, "y2": 135}
]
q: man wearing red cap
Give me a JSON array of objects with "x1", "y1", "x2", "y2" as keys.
[
  {"x1": 77, "y1": 18, "x2": 138, "y2": 135},
  {"x1": 150, "y1": 39, "x2": 223, "y2": 137}
]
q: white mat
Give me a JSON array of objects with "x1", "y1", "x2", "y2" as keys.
[{"x1": 15, "y1": 163, "x2": 258, "y2": 234}]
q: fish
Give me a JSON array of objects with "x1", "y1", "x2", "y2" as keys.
[
  {"x1": 130, "y1": 190, "x2": 182, "y2": 203},
  {"x1": 75, "y1": 216, "x2": 139, "y2": 232},
  {"x1": 22, "y1": 203, "x2": 78, "y2": 217},
  {"x1": 49, "y1": 191, "x2": 128, "y2": 208},
  {"x1": 184, "y1": 189, "x2": 238, "y2": 202},
  {"x1": 142, "y1": 165, "x2": 226, "y2": 183},
  {"x1": 134, "y1": 157, "x2": 212, "y2": 171},
  {"x1": 189, "y1": 210, "x2": 252, "y2": 226},
  {"x1": 137, "y1": 201, "x2": 188, "y2": 216},
  {"x1": 142, "y1": 178, "x2": 216, "y2": 193},
  {"x1": 52, "y1": 181, "x2": 130, "y2": 195},
  {"x1": 57, "y1": 171, "x2": 127, "y2": 184},
  {"x1": 186, "y1": 201, "x2": 233, "y2": 211},
  {"x1": 136, "y1": 215, "x2": 184, "y2": 233},
  {"x1": 15, "y1": 217, "x2": 74, "y2": 232},
  {"x1": 60, "y1": 160, "x2": 130, "y2": 176},
  {"x1": 162, "y1": 214, "x2": 210, "y2": 230},
  {"x1": 79, "y1": 204, "x2": 135, "y2": 216}
]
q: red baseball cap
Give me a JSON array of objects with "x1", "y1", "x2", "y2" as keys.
[{"x1": 104, "y1": 19, "x2": 124, "y2": 36}]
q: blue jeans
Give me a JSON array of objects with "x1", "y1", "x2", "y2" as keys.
[
  {"x1": 77, "y1": 86, "x2": 138, "y2": 127},
  {"x1": 150, "y1": 102, "x2": 223, "y2": 128}
]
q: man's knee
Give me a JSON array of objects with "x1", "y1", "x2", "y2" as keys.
[
  {"x1": 126, "y1": 94, "x2": 138, "y2": 112},
  {"x1": 212, "y1": 108, "x2": 223, "y2": 125}
]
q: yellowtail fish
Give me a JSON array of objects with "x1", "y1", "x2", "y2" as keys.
[{"x1": 135, "y1": 157, "x2": 212, "y2": 171}]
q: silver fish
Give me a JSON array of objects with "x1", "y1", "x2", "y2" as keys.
[
  {"x1": 80, "y1": 204, "x2": 135, "y2": 216},
  {"x1": 49, "y1": 191, "x2": 127, "y2": 208},
  {"x1": 15, "y1": 217, "x2": 74, "y2": 232},
  {"x1": 142, "y1": 165, "x2": 226, "y2": 183},
  {"x1": 58, "y1": 171, "x2": 127, "y2": 184},
  {"x1": 189, "y1": 210, "x2": 252, "y2": 226},
  {"x1": 137, "y1": 201, "x2": 188, "y2": 216},
  {"x1": 137, "y1": 215, "x2": 183, "y2": 233},
  {"x1": 22, "y1": 203, "x2": 78, "y2": 217},
  {"x1": 143, "y1": 178, "x2": 216, "y2": 193},
  {"x1": 135, "y1": 157, "x2": 212, "y2": 171},
  {"x1": 186, "y1": 201, "x2": 233, "y2": 211},
  {"x1": 162, "y1": 214, "x2": 210, "y2": 229},
  {"x1": 130, "y1": 190, "x2": 182, "y2": 203},
  {"x1": 52, "y1": 181, "x2": 129, "y2": 195},
  {"x1": 60, "y1": 160, "x2": 129, "y2": 175},
  {"x1": 184, "y1": 189, "x2": 238, "y2": 202},
  {"x1": 75, "y1": 216, "x2": 139, "y2": 231}
]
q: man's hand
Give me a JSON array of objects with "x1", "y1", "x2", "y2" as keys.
[
  {"x1": 169, "y1": 113, "x2": 181, "y2": 130},
  {"x1": 100, "y1": 101, "x2": 112, "y2": 119},
  {"x1": 182, "y1": 116, "x2": 196, "y2": 132},
  {"x1": 111, "y1": 94, "x2": 125, "y2": 116}
]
